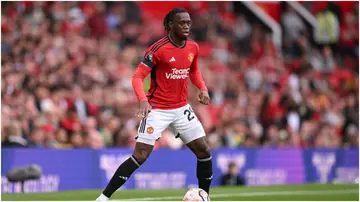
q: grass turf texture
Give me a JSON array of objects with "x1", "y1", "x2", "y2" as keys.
[{"x1": 2, "y1": 184, "x2": 359, "y2": 201}]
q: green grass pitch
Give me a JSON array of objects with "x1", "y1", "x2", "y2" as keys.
[{"x1": 2, "y1": 184, "x2": 359, "y2": 201}]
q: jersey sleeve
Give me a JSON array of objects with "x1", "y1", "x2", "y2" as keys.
[
  {"x1": 141, "y1": 49, "x2": 160, "y2": 69},
  {"x1": 189, "y1": 43, "x2": 208, "y2": 91},
  {"x1": 132, "y1": 49, "x2": 160, "y2": 102}
]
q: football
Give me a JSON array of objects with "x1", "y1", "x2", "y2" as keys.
[{"x1": 183, "y1": 188, "x2": 210, "y2": 201}]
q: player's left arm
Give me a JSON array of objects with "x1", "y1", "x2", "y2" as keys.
[{"x1": 189, "y1": 44, "x2": 210, "y2": 105}]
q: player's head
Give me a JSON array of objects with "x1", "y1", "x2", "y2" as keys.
[
  {"x1": 228, "y1": 162, "x2": 238, "y2": 175},
  {"x1": 163, "y1": 8, "x2": 191, "y2": 40}
]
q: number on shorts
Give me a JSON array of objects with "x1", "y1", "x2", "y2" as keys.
[{"x1": 184, "y1": 107, "x2": 195, "y2": 121}]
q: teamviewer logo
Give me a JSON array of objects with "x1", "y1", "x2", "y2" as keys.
[
  {"x1": 312, "y1": 152, "x2": 336, "y2": 183},
  {"x1": 165, "y1": 68, "x2": 190, "y2": 79}
]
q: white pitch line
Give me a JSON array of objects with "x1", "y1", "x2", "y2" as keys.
[{"x1": 116, "y1": 189, "x2": 359, "y2": 201}]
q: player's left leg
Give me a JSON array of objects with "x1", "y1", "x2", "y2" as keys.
[
  {"x1": 172, "y1": 104, "x2": 212, "y2": 194},
  {"x1": 186, "y1": 137, "x2": 212, "y2": 194}
]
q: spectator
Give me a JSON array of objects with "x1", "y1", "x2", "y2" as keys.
[
  {"x1": 71, "y1": 85, "x2": 88, "y2": 124},
  {"x1": 220, "y1": 162, "x2": 245, "y2": 186},
  {"x1": 233, "y1": 15, "x2": 252, "y2": 56},
  {"x1": 314, "y1": 124, "x2": 341, "y2": 148},
  {"x1": 87, "y1": 2, "x2": 108, "y2": 38},
  {"x1": 98, "y1": 116, "x2": 120, "y2": 147},
  {"x1": 212, "y1": 36, "x2": 230, "y2": 64},
  {"x1": 84, "y1": 130, "x2": 104, "y2": 149},
  {"x1": 2, "y1": 122, "x2": 27, "y2": 148},
  {"x1": 282, "y1": 6, "x2": 305, "y2": 42},
  {"x1": 28, "y1": 127, "x2": 45, "y2": 148},
  {"x1": 340, "y1": 12, "x2": 358, "y2": 58},
  {"x1": 234, "y1": 15, "x2": 251, "y2": 41},
  {"x1": 245, "y1": 67, "x2": 262, "y2": 92},
  {"x1": 344, "y1": 124, "x2": 359, "y2": 148},
  {"x1": 55, "y1": 129, "x2": 72, "y2": 148},
  {"x1": 105, "y1": 3, "x2": 124, "y2": 31},
  {"x1": 70, "y1": 132, "x2": 84, "y2": 148},
  {"x1": 264, "y1": 124, "x2": 280, "y2": 147},
  {"x1": 315, "y1": 6, "x2": 340, "y2": 52}
]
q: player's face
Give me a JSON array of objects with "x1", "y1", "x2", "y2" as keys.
[{"x1": 171, "y1": 12, "x2": 191, "y2": 40}]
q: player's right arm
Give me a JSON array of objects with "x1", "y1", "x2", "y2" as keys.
[{"x1": 132, "y1": 51, "x2": 157, "y2": 118}]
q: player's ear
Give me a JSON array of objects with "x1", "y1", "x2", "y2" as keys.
[{"x1": 169, "y1": 21, "x2": 173, "y2": 29}]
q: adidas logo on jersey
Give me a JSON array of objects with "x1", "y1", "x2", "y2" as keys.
[{"x1": 169, "y1": 57, "x2": 176, "y2": 62}]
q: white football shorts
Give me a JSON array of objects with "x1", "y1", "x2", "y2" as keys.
[{"x1": 136, "y1": 104, "x2": 206, "y2": 146}]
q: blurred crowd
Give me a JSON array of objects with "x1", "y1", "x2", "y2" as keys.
[{"x1": 1, "y1": 2, "x2": 358, "y2": 149}]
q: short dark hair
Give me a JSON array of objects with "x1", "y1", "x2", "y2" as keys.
[
  {"x1": 163, "y1": 8, "x2": 188, "y2": 31},
  {"x1": 228, "y1": 162, "x2": 237, "y2": 168}
]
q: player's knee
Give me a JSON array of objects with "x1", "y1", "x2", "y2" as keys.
[
  {"x1": 202, "y1": 145, "x2": 211, "y2": 158},
  {"x1": 196, "y1": 142, "x2": 211, "y2": 159},
  {"x1": 133, "y1": 148, "x2": 152, "y2": 165},
  {"x1": 132, "y1": 142, "x2": 153, "y2": 164},
  {"x1": 132, "y1": 151, "x2": 150, "y2": 165}
]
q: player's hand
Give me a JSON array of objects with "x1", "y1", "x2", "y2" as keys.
[
  {"x1": 197, "y1": 90, "x2": 210, "y2": 105},
  {"x1": 136, "y1": 101, "x2": 152, "y2": 118}
]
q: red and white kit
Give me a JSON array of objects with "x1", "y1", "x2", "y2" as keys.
[{"x1": 132, "y1": 37, "x2": 207, "y2": 145}]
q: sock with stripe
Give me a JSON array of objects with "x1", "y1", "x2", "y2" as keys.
[
  {"x1": 197, "y1": 156, "x2": 213, "y2": 194},
  {"x1": 101, "y1": 155, "x2": 141, "y2": 198}
]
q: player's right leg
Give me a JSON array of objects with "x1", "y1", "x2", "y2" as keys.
[
  {"x1": 96, "y1": 110, "x2": 173, "y2": 201},
  {"x1": 97, "y1": 142, "x2": 153, "y2": 201}
]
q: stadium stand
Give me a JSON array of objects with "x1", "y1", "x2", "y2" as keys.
[{"x1": 1, "y1": 1, "x2": 358, "y2": 150}]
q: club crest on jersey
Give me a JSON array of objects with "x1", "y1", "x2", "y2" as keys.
[
  {"x1": 188, "y1": 53, "x2": 194, "y2": 62},
  {"x1": 147, "y1": 126, "x2": 154, "y2": 134}
]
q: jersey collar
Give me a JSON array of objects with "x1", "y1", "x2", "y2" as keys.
[{"x1": 167, "y1": 35, "x2": 186, "y2": 49}]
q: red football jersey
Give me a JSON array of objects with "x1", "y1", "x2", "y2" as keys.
[{"x1": 132, "y1": 36, "x2": 207, "y2": 110}]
